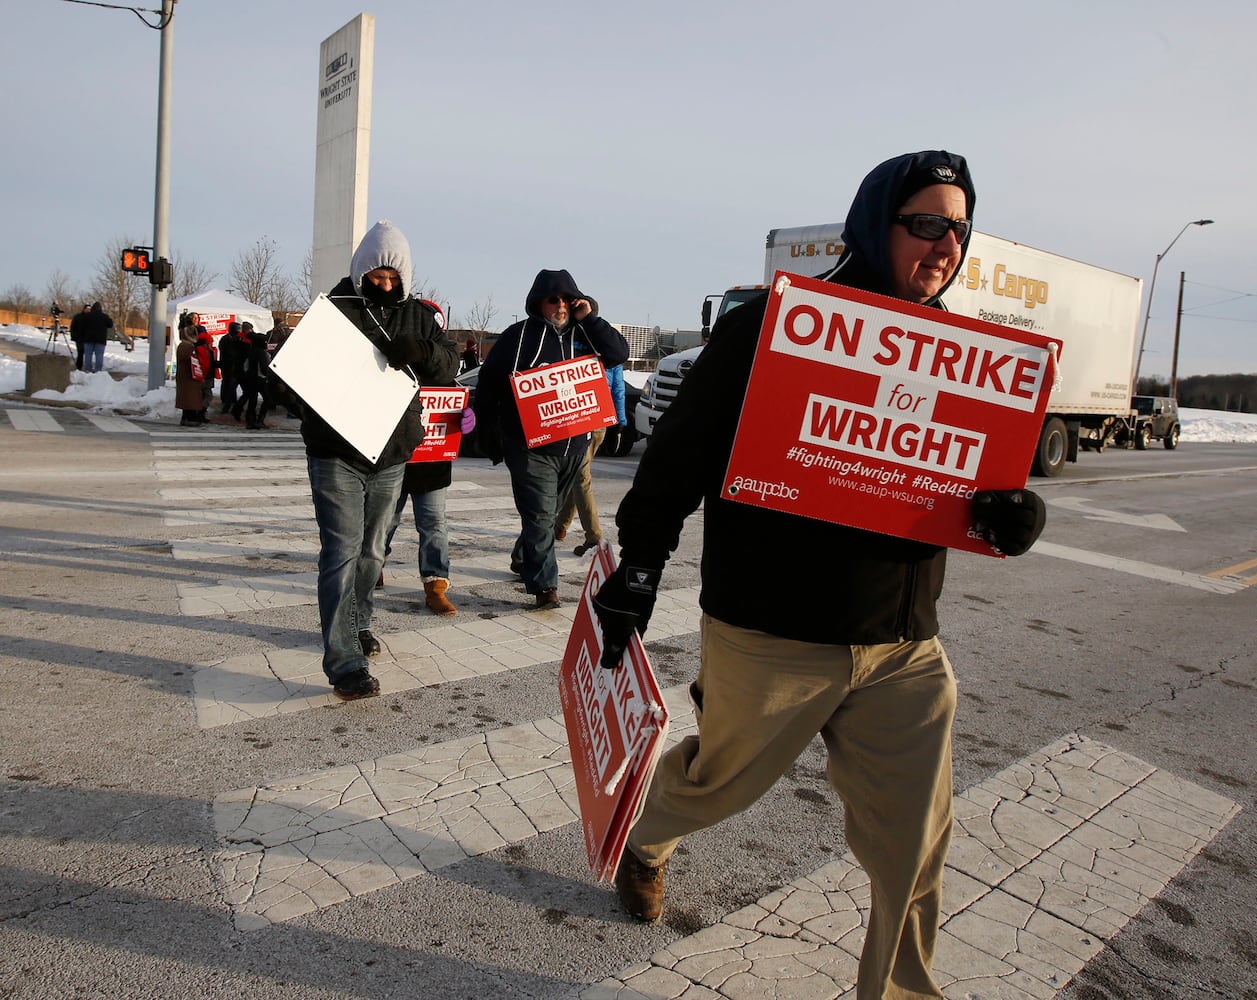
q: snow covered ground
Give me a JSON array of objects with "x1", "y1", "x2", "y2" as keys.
[{"x1": 2, "y1": 321, "x2": 1256, "y2": 441}]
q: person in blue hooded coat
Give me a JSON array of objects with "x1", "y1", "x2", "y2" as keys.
[
  {"x1": 474, "y1": 268, "x2": 628, "y2": 609},
  {"x1": 595, "y1": 151, "x2": 1047, "y2": 999}
]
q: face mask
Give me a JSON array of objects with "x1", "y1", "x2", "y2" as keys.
[{"x1": 363, "y1": 280, "x2": 403, "y2": 306}]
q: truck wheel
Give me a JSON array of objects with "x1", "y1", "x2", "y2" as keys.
[
  {"x1": 1032, "y1": 417, "x2": 1068, "y2": 477},
  {"x1": 1135, "y1": 425, "x2": 1150, "y2": 450},
  {"x1": 1164, "y1": 424, "x2": 1180, "y2": 450}
]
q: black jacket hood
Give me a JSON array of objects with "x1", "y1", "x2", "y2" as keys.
[
  {"x1": 835, "y1": 150, "x2": 976, "y2": 305},
  {"x1": 524, "y1": 269, "x2": 584, "y2": 319}
]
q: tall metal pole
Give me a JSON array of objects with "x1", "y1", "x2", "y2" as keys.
[
  {"x1": 1132, "y1": 218, "x2": 1214, "y2": 389},
  {"x1": 1170, "y1": 271, "x2": 1185, "y2": 400},
  {"x1": 146, "y1": 0, "x2": 175, "y2": 390}
]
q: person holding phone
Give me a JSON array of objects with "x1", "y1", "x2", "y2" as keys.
[{"x1": 474, "y1": 269, "x2": 629, "y2": 609}]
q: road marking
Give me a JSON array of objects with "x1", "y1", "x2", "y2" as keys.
[
  {"x1": 1206, "y1": 556, "x2": 1257, "y2": 590},
  {"x1": 213, "y1": 726, "x2": 1237, "y2": 1000},
  {"x1": 82, "y1": 413, "x2": 145, "y2": 433},
  {"x1": 5, "y1": 409, "x2": 64, "y2": 432},
  {"x1": 191, "y1": 586, "x2": 702, "y2": 727},
  {"x1": 1048, "y1": 497, "x2": 1185, "y2": 532},
  {"x1": 583, "y1": 734, "x2": 1238, "y2": 999},
  {"x1": 213, "y1": 684, "x2": 700, "y2": 930},
  {"x1": 1032, "y1": 542, "x2": 1244, "y2": 594}
]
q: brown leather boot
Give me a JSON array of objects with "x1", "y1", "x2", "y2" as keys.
[
  {"x1": 615, "y1": 850, "x2": 666, "y2": 922},
  {"x1": 424, "y1": 578, "x2": 457, "y2": 616}
]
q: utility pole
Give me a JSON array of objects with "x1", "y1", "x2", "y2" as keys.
[
  {"x1": 146, "y1": 0, "x2": 176, "y2": 390},
  {"x1": 1170, "y1": 271, "x2": 1185, "y2": 400}
]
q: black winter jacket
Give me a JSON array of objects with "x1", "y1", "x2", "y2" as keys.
[
  {"x1": 299, "y1": 276, "x2": 459, "y2": 472},
  {"x1": 474, "y1": 269, "x2": 629, "y2": 462},
  {"x1": 615, "y1": 150, "x2": 976, "y2": 645}
]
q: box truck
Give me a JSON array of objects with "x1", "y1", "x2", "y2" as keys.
[{"x1": 636, "y1": 224, "x2": 1155, "y2": 476}]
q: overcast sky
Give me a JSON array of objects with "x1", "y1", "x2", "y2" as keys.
[{"x1": 8, "y1": 0, "x2": 1255, "y2": 377}]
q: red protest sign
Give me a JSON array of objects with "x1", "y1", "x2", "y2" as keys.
[
  {"x1": 722, "y1": 272, "x2": 1061, "y2": 556},
  {"x1": 408, "y1": 386, "x2": 469, "y2": 462},
  {"x1": 511, "y1": 356, "x2": 617, "y2": 449},
  {"x1": 558, "y1": 543, "x2": 669, "y2": 880}
]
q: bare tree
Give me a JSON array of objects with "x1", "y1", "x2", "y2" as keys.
[
  {"x1": 170, "y1": 251, "x2": 219, "y2": 299},
  {"x1": 0, "y1": 284, "x2": 40, "y2": 313},
  {"x1": 267, "y1": 273, "x2": 304, "y2": 318},
  {"x1": 44, "y1": 269, "x2": 75, "y2": 312},
  {"x1": 89, "y1": 235, "x2": 149, "y2": 332},
  {"x1": 298, "y1": 247, "x2": 315, "y2": 305},
  {"x1": 230, "y1": 236, "x2": 286, "y2": 307},
  {"x1": 463, "y1": 296, "x2": 498, "y2": 351}
]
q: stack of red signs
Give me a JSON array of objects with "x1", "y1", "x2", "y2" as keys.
[
  {"x1": 407, "y1": 386, "x2": 470, "y2": 462},
  {"x1": 558, "y1": 543, "x2": 669, "y2": 881},
  {"x1": 511, "y1": 355, "x2": 618, "y2": 449}
]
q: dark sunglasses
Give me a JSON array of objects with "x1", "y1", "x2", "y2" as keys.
[
  {"x1": 545, "y1": 295, "x2": 574, "y2": 306},
  {"x1": 894, "y1": 214, "x2": 972, "y2": 242}
]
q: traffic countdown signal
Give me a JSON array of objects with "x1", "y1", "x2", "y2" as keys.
[{"x1": 121, "y1": 247, "x2": 151, "y2": 274}]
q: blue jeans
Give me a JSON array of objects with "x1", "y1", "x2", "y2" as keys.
[
  {"x1": 504, "y1": 445, "x2": 584, "y2": 594},
  {"x1": 307, "y1": 456, "x2": 406, "y2": 683},
  {"x1": 386, "y1": 486, "x2": 450, "y2": 580},
  {"x1": 84, "y1": 342, "x2": 106, "y2": 373}
]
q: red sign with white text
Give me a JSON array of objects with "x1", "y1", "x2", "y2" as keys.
[
  {"x1": 721, "y1": 272, "x2": 1061, "y2": 556},
  {"x1": 408, "y1": 386, "x2": 469, "y2": 462},
  {"x1": 511, "y1": 356, "x2": 617, "y2": 448},
  {"x1": 558, "y1": 544, "x2": 669, "y2": 880}
]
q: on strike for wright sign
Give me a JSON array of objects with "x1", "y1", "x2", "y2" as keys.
[{"x1": 721, "y1": 271, "x2": 1061, "y2": 556}]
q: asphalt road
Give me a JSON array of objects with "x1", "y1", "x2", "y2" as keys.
[{"x1": 1, "y1": 409, "x2": 1254, "y2": 999}]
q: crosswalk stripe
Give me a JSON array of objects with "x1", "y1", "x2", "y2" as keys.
[
  {"x1": 584, "y1": 734, "x2": 1238, "y2": 999},
  {"x1": 213, "y1": 684, "x2": 700, "y2": 930},
  {"x1": 5, "y1": 409, "x2": 64, "y2": 432},
  {"x1": 213, "y1": 720, "x2": 1236, "y2": 1000},
  {"x1": 82, "y1": 413, "x2": 144, "y2": 433},
  {"x1": 191, "y1": 586, "x2": 701, "y2": 727}
]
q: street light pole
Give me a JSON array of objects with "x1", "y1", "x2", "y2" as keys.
[
  {"x1": 145, "y1": 0, "x2": 176, "y2": 390},
  {"x1": 1133, "y1": 218, "x2": 1213, "y2": 389}
]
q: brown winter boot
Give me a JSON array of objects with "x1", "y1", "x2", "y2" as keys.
[{"x1": 424, "y1": 578, "x2": 457, "y2": 616}]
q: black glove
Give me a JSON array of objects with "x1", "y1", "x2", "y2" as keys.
[
  {"x1": 378, "y1": 335, "x2": 433, "y2": 371},
  {"x1": 592, "y1": 562, "x2": 660, "y2": 669},
  {"x1": 973, "y1": 489, "x2": 1046, "y2": 557}
]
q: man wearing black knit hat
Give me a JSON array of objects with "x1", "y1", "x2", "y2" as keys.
[{"x1": 595, "y1": 151, "x2": 1045, "y2": 999}]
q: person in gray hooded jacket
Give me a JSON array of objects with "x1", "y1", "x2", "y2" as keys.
[{"x1": 300, "y1": 219, "x2": 458, "y2": 700}]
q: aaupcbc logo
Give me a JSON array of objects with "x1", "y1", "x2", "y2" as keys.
[{"x1": 727, "y1": 476, "x2": 801, "y2": 502}]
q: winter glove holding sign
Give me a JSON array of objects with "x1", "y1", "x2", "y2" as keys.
[
  {"x1": 972, "y1": 489, "x2": 1046, "y2": 557},
  {"x1": 592, "y1": 561, "x2": 661, "y2": 669}
]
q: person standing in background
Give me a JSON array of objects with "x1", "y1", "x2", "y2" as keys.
[
  {"x1": 69, "y1": 304, "x2": 89, "y2": 371},
  {"x1": 82, "y1": 302, "x2": 113, "y2": 374}
]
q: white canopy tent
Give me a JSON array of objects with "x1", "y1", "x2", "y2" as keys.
[{"x1": 165, "y1": 289, "x2": 274, "y2": 357}]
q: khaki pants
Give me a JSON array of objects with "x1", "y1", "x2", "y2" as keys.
[
  {"x1": 628, "y1": 615, "x2": 956, "y2": 1000},
  {"x1": 556, "y1": 428, "x2": 605, "y2": 545}
]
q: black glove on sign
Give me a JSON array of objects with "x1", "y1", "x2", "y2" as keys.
[
  {"x1": 973, "y1": 489, "x2": 1046, "y2": 557},
  {"x1": 591, "y1": 563, "x2": 660, "y2": 669}
]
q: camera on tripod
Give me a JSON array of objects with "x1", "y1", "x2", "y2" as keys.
[{"x1": 50, "y1": 302, "x2": 63, "y2": 317}]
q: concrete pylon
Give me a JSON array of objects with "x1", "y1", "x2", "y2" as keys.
[{"x1": 311, "y1": 14, "x2": 375, "y2": 300}]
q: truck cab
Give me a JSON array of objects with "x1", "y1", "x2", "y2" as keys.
[{"x1": 634, "y1": 285, "x2": 768, "y2": 442}]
